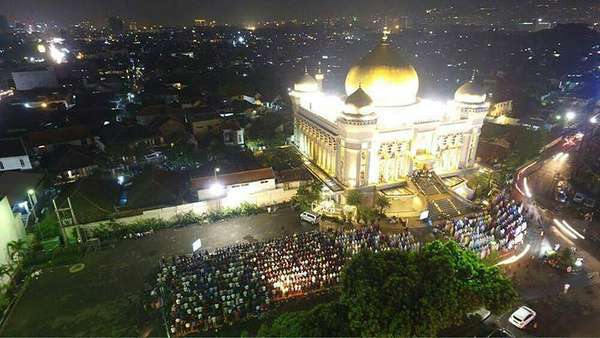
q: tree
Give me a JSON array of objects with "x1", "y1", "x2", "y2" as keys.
[
  {"x1": 291, "y1": 181, "x2": 322, "y2": 211},
  {"x1": 375, "y1": 194, "x2": 391, "y2": 215},
  {"x1": 345, "y1": 190, "x2": 362, "y2": 207},
  {"x1": 258, "y1": 302, "x2": 351, "y2": 337},
  {"x1": 340, "y1": 241, "x2": 518, "y2": 336},
  {"x1": 356, "y1": 206, "x2": 378, "y2": 225}
]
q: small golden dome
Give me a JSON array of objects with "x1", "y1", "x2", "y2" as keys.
[
  {"x1": 345, "y1": 86, "x2": 373, "y2": 109},
  {"x1": 345, "y1": 42, "x2": 419, "y2": 106},
  {"x1": 295, "y1": 72, "x2": 319, "y2": 92},
  {"x1": 455, "y1": 81, "x2": 486, "y2": 104}
]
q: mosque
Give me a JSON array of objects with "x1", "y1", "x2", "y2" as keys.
[{"x1": 290, "y1": 33, "x2": 489, "y2": 218}]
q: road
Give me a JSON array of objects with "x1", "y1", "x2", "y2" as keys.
[{"x1": 497, "y1": 133, "x2": 600, "y2": 336}]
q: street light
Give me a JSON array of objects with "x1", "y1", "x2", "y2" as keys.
[
  {"x1": 565, "y1": 111, "x2": 576, "y2": 121},
  {"x1": 26, "y1": 189, "x2": 38, "y2": 221},
  {"x1": 214, "y1": 167, "x2": 220, "y2": 179},
  {"x1": 591, "y1": 116, "x2": 598, "y2": 124}
]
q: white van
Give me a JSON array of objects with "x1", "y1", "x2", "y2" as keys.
[{"x1": 299, "y1": 211, "x2": 321, "y2": 224}]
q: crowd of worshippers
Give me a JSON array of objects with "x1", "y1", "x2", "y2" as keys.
[
  {"x1": 156, "y1": 226, "x2": 420, "y2": 335},
  {"x1": 437, "y1": 191, "x2": 528, "y2": 259}
]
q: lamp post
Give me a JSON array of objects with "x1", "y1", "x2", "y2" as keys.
[
  {"x1": 27, "y1": 189, "x2": 37, "y2": 222},
  {"x1": 214, "y1": 167, "x2": 220, "y2": 180}
]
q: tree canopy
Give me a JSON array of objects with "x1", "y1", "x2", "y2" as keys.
[
  {"x1": 341, "y1": 241, "x2": 518, "y2": 336},
  {"x1": 259, "y1": 240, "x2": 518, "y2": 337},
  {"x1": 257, "y1": 302, "x2": 351, "y2": 337},
  {"x1": 345, "y1": 189, "x2": 362, "y2": 207},
  {"x1": 291, "y1": 181, "x2": 323, "y2": 211}
]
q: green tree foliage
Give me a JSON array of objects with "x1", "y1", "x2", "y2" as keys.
[
  {"x1": 246, "y1": 111, "x2": 291, "y2": 148},
  {"x1": 481, "y1": 123, "x2": 549, "y2": 169},
  {"x1": 356, "y1": 206, "x2": 378, "y2": 225},
  {"x1": 163, "y1": 142, "x2": 202, "y2": 169},
  {"x1": 345, "y1": 190, "x2": 362, "y2": 207},
  {"x1": 259, "y1": 147, "x2": 302, "y2": 171},
  {"x1": 291, "y1": 182, "x2": 322, "y2": 211},
  {"x1": 375, "y1": 194, "x2": 391, "y2": 214},
  {"x1": 258, "y1": 302, "x2": 351, "y2": 337},
  {"x1": 340, "y1": 241, "x2": 518, "y2": 336}
]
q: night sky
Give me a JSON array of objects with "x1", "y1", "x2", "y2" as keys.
[
  {"x1": 0, "y1": 0, "x2": 497, "y2": 25},
  {"x1": 0, "y1": 0, "x2": 596, "y2": 25}
]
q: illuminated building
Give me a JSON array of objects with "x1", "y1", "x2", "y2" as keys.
[{"x1": 291, "y1": 34, "x2": 488, "y2": 212}]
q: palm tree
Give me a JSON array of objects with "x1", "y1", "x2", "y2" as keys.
[
  {"x1": 6, "y1": 239, "x2": 28, "y2": 264},
  {"x1": 345, "y1": 190, "x2": 362, "y2": 207},
  {"x1": 375, "y1": 194, "x2": 391, "y2": 215}
]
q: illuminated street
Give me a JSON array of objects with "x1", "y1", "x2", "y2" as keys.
[{"x1": 505, "y1": 134, "x2": 600, "y2": 336}]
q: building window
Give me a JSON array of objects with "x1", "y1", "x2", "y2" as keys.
[
  {"x1": 20, "y1": 159, "x2": 25, "y2": 167},
  {"x1": 260, "y1": 180, "x2": 269, "y2": 184}
]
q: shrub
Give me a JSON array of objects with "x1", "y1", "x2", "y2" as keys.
[{"x1": 85, "y1": 203, "x2": 266, "y2": 242}]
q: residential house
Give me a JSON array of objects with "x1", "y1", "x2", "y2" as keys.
[
  {"x1": 136, "y1": 104, "x2": 182, "y2": 126},
  {"x1": 190, "y1": 167, "x2": 297, "y2": 208},
  {"x1": 275, "y1": 167, "x2": 312, "y2": 191},
  {"x1": 43, "y1": 145, "x2": 98, "y2": 182},
  {"x1": 26, "y1": 126, "x2": 96, "y2": 154},
  {"x1": 222, "y1": 120, "x2": 244, "y2": 146},
  {"x1": 190, "y1": 113, "x2": 222, "y2": 139},
  {"x1": 98, "y1": 122, "x2": 165, "y2": 163},
  {"x1": 0, "y1": 138, "x2": 32, "y2": 171}
]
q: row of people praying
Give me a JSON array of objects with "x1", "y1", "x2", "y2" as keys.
[{"x1": 156, "y1": 226, "x2": 420, "y2": 336}]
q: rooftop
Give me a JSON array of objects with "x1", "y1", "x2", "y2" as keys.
[
  {"x1": 0, "y1": 138, "x2": 28, "y2": 157},
  {"x1": 190, "y1": 167, "x2": 275, "y2": 190}
]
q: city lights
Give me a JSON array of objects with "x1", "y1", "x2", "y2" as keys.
[
  {"x1": 49, "y1": 43, "x2": 67, "y2": 64},
  {"x1": 565, "y1": 111, "x2": 576, "y2": 121}
]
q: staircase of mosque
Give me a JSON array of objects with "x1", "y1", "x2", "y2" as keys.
[{"x1": 412, "y1": 172, "x2": 477, "y2": 221}]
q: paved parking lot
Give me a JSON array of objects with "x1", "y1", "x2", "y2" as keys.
[{"x1": 2, "y1": 208, "x2": 314, "y2": 337}]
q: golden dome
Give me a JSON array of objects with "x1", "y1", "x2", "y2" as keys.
[
  {"x1": 294, "y1": 72, "x2": 319, "y2": 92},
  {"x1": 455, "y1": 81, "x2": 486, "y2": 104},
  {"x1": 345, "y1": 42, "x2": 419, "y2": 106}
]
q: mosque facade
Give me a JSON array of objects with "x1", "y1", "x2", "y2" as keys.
[{"x1": 290, "y1": 36, "x2": 489, "y2": 192}]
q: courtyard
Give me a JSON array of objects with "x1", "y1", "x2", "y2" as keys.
[{"x1": 1, "y1": 208, "x2": 314, "y2": 337}]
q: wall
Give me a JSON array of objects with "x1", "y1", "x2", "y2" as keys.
[
  {"x1": 197, "y1": 178, "x2": 276, "y2": 201},
  {"x1": 12, "y1": 70, "x2": 58, "y2": 91},
  {"x1": 66, "y1": 186, "x2": 297, "y2": 234},
  {"x1": 0, "y1": 197, "x2": 26, "y2": 284}
]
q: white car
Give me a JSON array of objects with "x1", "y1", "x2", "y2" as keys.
[
  {"x1": 508, "y1": 306, "x2": 536, "y2": 329},
  {"x1": 299, "y1": 211, "x2": 321, "y2": 225}
]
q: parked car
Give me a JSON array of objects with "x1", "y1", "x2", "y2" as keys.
[
  {"x1": 584, "y1": 198, "x2": 596, "y2": 209},
  {"x1": 508, "y1": 306, "x2": 536, "y2": 329},
  {"x1": 469, "y1": 307, "x2": 492, "y2": 322},
  {"x1": 487, "y1": 327, "x2": 515, "y2": 338},
  {"x1": 299, "y1": 211, "x2": 321, "y2": 224},
  {"x1": 573, "y1": 193, "x2": 585, "y2": 204}
]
